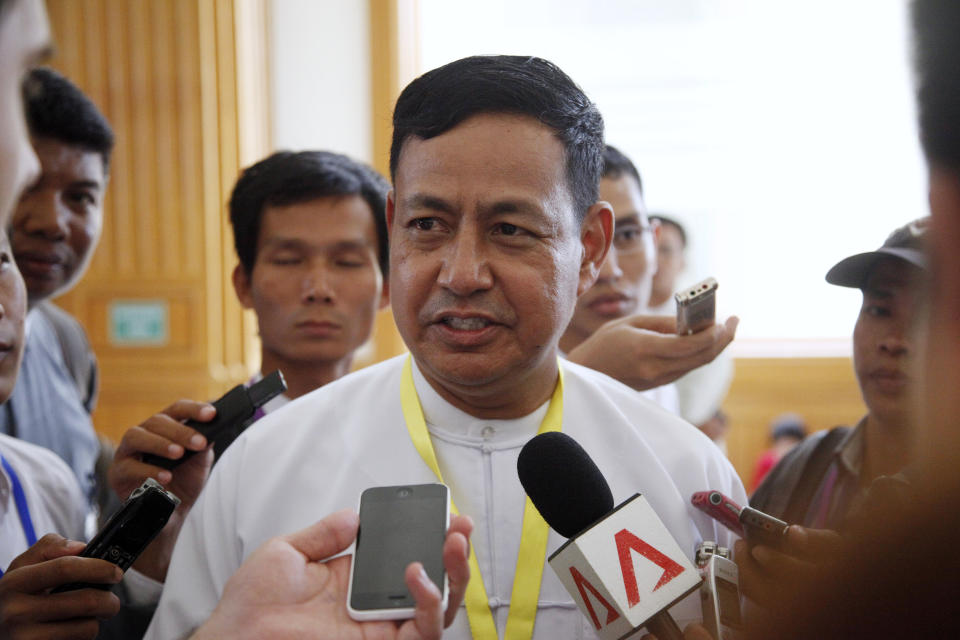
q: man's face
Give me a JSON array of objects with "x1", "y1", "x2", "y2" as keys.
[
  {"x1": 10, "y1": 136, "x2": 105, "y2": 305},
  {"x1": 233, "y1": 195, "x2": 387, "y2": 371},
  {"x1": 652, "y1": 222, "x2": 686, "y2": 304},
  {"x1": 0, "y1": 230, "x2": 26, "y2": 402},
  {"x1": 388, "y1": 113, "x2": 610, "y2": 409},
  {"x1": 562, "y1": 173, "x2": 656, "y2": 348},
  {"x1": 0, "y1": 0, "x2": 50, "y2": 227},
  {"x1": 853, "y1": 257, "x2": 923, "y2": 428}
]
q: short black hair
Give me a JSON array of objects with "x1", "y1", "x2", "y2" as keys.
[
  {"x1": 390, "y1": 55, "x2": 604, "y2": 222},
  {"x1": 23, "y1": 67, "x2": 114, "y2": 172},
  {"x1": 649, "y1": 214, "x2": 687, "y2": 248},
  {"x1": 913, "y1": 0, "x2": 960, "y2": 172},
  {"x1": 601, "y1": 145, "x2": 643, "y2": 195},
  {"x1": 229, "y1": 151, "x2": 390, "y2": 276}
]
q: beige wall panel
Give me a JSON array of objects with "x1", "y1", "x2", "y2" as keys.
[
  {"x1": 45, "y1": 0, "x2": 267, "y2": 441},
  {"x1": 723, "y1": 357, "x2": 865, "y2": 488}
]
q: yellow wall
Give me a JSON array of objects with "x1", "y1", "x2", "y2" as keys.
[
  {"x1": 45, "y1": 0, "x2": 268, "y2": 442},
  {"x1": 724, "y1": 357, "x2": 865, "y2": 486}
]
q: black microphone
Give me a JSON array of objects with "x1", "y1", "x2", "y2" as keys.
[{"x1": 518, "y1": 432, "x2": 691, "y2": 640}]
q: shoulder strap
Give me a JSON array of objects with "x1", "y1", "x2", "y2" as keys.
[
  {"x1": 783, "y1": 426, "x2": 850, "y2": 525},
  {"x1": 34, "y1": 302, "x2": 99, "y2": 413}
]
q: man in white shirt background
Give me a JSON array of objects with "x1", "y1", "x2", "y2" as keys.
[
  {"x1": 562, "y1": 146, "x2": 737, "y2": 413},
  {"x1": 106, "y1": 150, "x2": 392, "y2": 595},
  {"x1": 147, "y1": 54, "x2": 746, "y2": 640}
]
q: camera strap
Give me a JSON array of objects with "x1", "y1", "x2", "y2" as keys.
[
  {"x1": 0, "y1": 453, "x2": 38, "y2": 577},
  {"x1": 400, "y1": 355, "x2": 564, "y2": 640}
]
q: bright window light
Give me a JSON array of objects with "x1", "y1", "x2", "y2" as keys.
[{"x1": 417, "y1": 0, "x2": 925, "y2": 356}]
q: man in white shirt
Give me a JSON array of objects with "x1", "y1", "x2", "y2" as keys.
[
  {"x1": 148, "y1": 55, "x2": 746, "y2": 640},
  {"x1": 103, "y1": 151, "x2": 392, "y2": 622}
]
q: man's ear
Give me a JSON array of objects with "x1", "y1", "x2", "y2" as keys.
[
  {"x1": 378, "y1": 276, "x2": 390, "y2": 310},
  {"x1": 577, "y1": 201, "x2": 614, "y2": 296},
  {"x1": 386, "y1": 189, "x2": 396, "y2": 234},
  {"x1": 231, "y1": 264, "x2": 254, "y2": 309}
]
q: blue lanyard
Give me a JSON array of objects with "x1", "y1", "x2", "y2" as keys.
[{"x1": 0, "y1": 452, "x2": 37, "y2": 577}]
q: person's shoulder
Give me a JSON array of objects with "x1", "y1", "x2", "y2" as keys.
[
  {"x1": 563, "y1": 359, "x2": 696, "y2": 429},
  {"x1": 283, "y1": 354, "x2": 405, "y2": 412},
  {"x1": 34, "y1": 301, "x2": 86, "y2": 330},
  {"x1": 562, "y1": 359, "x2": 720, "y2": 456},
  {"x1": 236, "y1": 355, "x2": 407, "y2": 446},
  {"x1": 0, "y1": 433, "x2": 85, "y2": 525},
  {"x1": 31, "y1": 301, "x2": 91, "y2": 350},
  {"x1": 0, "y1": 432, "x2": 74, "y2": 480},
  {"x1": 750, "y1": 425, "x2": 851, "y2": 514}
]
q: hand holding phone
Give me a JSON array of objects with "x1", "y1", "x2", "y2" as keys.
[
  {"x1": 194, "y1": 508, "x2": 473, "y2": 639},
  {"x1": 347, "y1": 483, "x2": 450, "y2": 621}
]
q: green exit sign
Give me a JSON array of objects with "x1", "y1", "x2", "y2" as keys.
[{"x1": 109, "y1": 300, "x2": 169, "y2": 346}]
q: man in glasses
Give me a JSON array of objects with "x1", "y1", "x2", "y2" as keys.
[{"x1": 560, "y1": 145, "x2": 737, "y2": 410}]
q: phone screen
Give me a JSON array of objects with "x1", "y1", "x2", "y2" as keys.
[{"x1": 350, "y1": 484, "x2": 448, "y2": 612}]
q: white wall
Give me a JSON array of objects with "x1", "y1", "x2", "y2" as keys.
[
  {"x1": 269, "y1": 0, "x2": 372, "y2": 163},
  {"x1": 418, "y1": 0, "x2": 926, "y2": 356}
]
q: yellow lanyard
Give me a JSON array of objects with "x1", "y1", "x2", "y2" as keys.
[{"x1": 400, "y1": 355, "x2": 564, "y2": 640}]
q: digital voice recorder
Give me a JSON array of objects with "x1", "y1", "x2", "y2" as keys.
[
  {"x1": 142, "y1": 370, "x2": 286, "y2": 470},
  {"x1": 52, "y1": 478, "x2": 180, "y2": 592}
]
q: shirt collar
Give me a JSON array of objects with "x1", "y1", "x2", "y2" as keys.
[{"x1": 410, "y1": 357, "x2": 549, "y2": 444}]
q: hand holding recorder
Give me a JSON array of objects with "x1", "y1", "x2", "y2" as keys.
[
  {"x1": 0, "y1": 535, "x2": 122, "y2": 640},
  {"x1": 733, "y1": 526, "x2": 842, "y2": 610},
  {"x1": 108, "y1": 373, "x2": 286, "y2": 581},
  {"x1": 191, "y1": 509, "x2": 473, "y2": 640},
  {"x1": 691, "y1": 490, "x2": 842, "y2": 610},
  {"x1": 565, "y1": 313, "x2": 738, "y2": 391},
  {"x1": 108, "y1": 399, "x2": 215, "y2": 581}
]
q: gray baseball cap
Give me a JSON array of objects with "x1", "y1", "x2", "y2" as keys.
[{"x1": 825, "y1": 218, "x2": 929, "y2": 289}]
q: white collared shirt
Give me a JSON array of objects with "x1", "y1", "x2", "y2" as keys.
[
  {"x1": 0, "y1": 434, "x2": 86, "y2": 570},
  {"x1": 147, "y1": 355, "x2": 746, "y2": 640}
]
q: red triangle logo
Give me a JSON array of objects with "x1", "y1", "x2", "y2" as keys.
[
  {"x1": 614, "y1": 528, "x2": 686, "y2": 607},
  {"x1": 569, "y1": 566, "x2": 621, "y2": 630}
]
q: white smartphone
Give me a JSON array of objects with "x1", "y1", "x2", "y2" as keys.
[{"x1": 347, "y1": 483, "x2": 450, "y2": 621}]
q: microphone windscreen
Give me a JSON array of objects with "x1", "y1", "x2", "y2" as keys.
[{"x1": 517, "y1": 432, "x2": 614, "y2": 538}]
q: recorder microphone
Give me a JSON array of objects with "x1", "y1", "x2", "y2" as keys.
[
  {"x1": 142, "y1": 370, "x2": 287, "y2": 470},
  {"x1": 518, "y1": 432, "x2": 700, "y2": 640}
]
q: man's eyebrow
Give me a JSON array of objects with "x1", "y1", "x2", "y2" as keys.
[
  {"x1": 615, "y1": 212, "x2": 641, "y2": 224},
  {"x1": 484, "y1": 199, "x2": 543, "y2": 216},
  {"x1": 260, "y1": 237, "x2": 307, "y2": 250},
  {"x1": 864, "y1": 285, "x2": 893, "y2": 298},
  {"x1": 260, "y1": 237, "x2": 372, "y2": 251},
  {"x1": 404, "y1": 194, "x2": 456, "y2": 214},
  {"x1": 69, "y1": 180, "x2": 103, "y2": 191}
]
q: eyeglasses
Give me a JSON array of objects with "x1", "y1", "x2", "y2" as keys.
[{"x1": 612, "y1": 223, "x2": 652, "y2": 254}]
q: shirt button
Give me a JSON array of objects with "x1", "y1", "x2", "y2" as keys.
[{"x1": 481, "y1": 425, "x2": 495, "y2": 439}]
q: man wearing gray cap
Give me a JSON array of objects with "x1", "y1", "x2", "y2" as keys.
[{"x1": 750, "y1": 219, "x2": 928, "y2": 530}]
